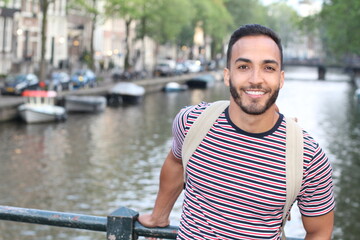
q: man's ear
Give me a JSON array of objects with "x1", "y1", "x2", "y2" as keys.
[
  {"x1": 280, "y1": 70, "x2": 285, "y2": 89},
  {"x1": 224, "y1": 68, "x2": 230, "y2": 86}
]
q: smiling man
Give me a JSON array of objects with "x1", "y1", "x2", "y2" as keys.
[
  {"x1": 138, "y1": 24, "x2": 335, "y2": 240},
  {"x1": 227, "y1": 36, "x2": 282, "y2": 116}
]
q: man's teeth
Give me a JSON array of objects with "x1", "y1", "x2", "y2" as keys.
[{"x1": 246, "y1": 91, "x2": 264, "y2": 95}]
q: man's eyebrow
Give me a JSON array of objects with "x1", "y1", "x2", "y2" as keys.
[
  {"x1": 234, "y1": 58, "x2": 279, "y2": 66},
  {"x1": 235, "y1": 58, "x2": 251, "y2": 63},
  {"x1": 263, "y1": 59, "x2": 279, "y2": 66}
]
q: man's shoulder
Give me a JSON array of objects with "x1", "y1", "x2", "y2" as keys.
[
  {"x1": 177, "y1": 102, "x2": 211, "y2": 120},
  {"x1": 302, "y1": 129, "x2": 321, "y2": 151},
  {"x1": 300, "y1": 129, "x2": 331, "y2": 170},
  {"x1": 283, "y1": 118, "x2": 320, "y2": 150}
]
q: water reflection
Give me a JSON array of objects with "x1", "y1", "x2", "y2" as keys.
[
  {"x1": 326, "y1": 88, "x2": 360, "y2": 240},
  {"x1": 0, "y1": 74, "x2": 359, "y2": 239}
]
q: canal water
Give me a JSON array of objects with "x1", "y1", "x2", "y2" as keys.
[{"x1": 0, "y1": 67, "x2": 359, "y2": 240}]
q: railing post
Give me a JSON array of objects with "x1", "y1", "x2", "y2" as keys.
[
  {"x1": 318, "y1": 65, "x2": 326, "y2": 80},
  {"x1": 107, "y1": 207, "x2": 139, "y2": 240}
]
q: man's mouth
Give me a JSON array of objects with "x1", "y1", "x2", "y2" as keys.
[{"x1": 245, "y1": 90, "x2": 265, "y2": 96}]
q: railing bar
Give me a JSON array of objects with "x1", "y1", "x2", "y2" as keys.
[
  {"x1": 134, "y1": 222, "x2": 178, "y2": 239},
  {"x1": 0, "y1": 206, "x2": 106, "y2": 232},
  {"x1": 0, "y1": 205, "x2": 304, "y2": 240}
]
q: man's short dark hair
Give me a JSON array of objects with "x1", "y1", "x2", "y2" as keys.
[{"x1": 226, "y1": 24, "x2": 283, "y2": 69}]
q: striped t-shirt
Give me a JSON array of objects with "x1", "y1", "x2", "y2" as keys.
[{"x1": 172, "y1": 102, "x2": 335, "y2": 240}]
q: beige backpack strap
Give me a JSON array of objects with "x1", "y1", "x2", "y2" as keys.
[
  {"x1": 182, "y1": 100, "x2": 230, "y2": 181},
  {"x1": 281, "y1": 117, "x2": 304, "y2": 239}
]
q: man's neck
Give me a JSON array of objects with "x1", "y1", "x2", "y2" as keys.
[{"x1": 228, "y1": 102, "x2": 280, "y2": 134}]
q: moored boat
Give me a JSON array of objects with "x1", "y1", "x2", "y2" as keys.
[
  {"x1": 108, "y1": 82, "x2": 145, "y2": 104},
  {"x1": 163, "y1": 82, "x2": 188, "y2": 92},
  {"x1": 186, "y1": 74, "x2": 216, "y2": 89},
  {"x1": 355, "y1": 88, "x2": 360, "y2": 102},
  {"x1": 18, "y1": 90, "x2": 66, "y2": 124},
  {"x1": 65, "y1": 95, "x2": 107, "y2": 113}
]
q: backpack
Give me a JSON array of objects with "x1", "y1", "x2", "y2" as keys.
[{"x1": 181, "y1": 100, "x2": 304, "y2": 239}]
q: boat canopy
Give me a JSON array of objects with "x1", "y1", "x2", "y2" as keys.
[{"x1": 22, "y1": 90, "x2": 57, "y2": 98}]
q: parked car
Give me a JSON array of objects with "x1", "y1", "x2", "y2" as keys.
[
  {"x1": 154, "y1": 59, "x2": 176, "y2": 77},
  {"x1": 111, "y1": 67, "x2": 145, "y2": 81},
  {"x1": 205, "y1": 60, "x2": 217, "y2": 71},
  {"x1": 111, "y1": 67, "x2": 125, "y2": 81},
  {"x1": 46, "y1": 72, "x2": 71, "y2": 91},
  {"x1": 1, "y1": 73, "x2": 39, "y2": 95},
  {"x1": 184, "y1": 60, "x2": 202, "y2": 73},
  {"x1": 70, "y1": 69, "x2": 97, "y2": 88},
  {"x1": 175, "y1": 62, "x2": 189, "y2": 75}
]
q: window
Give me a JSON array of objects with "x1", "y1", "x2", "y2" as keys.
[
  {"x1": 0, "y1": 18, "x2": 3, "y2": 52},
  {"x1": 5, "y1": 18, "x2": 12, "y2": 52}
]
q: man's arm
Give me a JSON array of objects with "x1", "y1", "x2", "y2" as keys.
[
  {"x1": 302, "y1": 210, "x2": 334, "y2": 240},
  {"x1": 138, "y1": 150, "x2": 184, "y2": 227}
]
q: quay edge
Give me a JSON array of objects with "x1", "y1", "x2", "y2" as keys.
[
  {"x1": 0, "y1": 71, "x2": 223, "y2": 122},
  {"x1": 0, "y1": 97, "x2": 23, "y2": 122}
]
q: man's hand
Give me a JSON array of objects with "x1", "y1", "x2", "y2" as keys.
[{"x1": 138, "y1": 213, "x2": 170, "y2": 228}]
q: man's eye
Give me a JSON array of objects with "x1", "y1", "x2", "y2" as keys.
[
  {"x1": 265, "y1": 66, "x2": 275, "y2": 71},
  {"x1": 238, "y1": 65, "x2": 248, "y2": 70}
]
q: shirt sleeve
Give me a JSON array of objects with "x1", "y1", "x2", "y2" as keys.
[
  {"x1": 171, "y1": 105, "x2": 194, "y2": 159},
  {"x1": 297, "y1": 142, "x2": 336, "y2": 217},
  {"x1": 171, "y1": 102, "x2": 209, "y2": 159}
]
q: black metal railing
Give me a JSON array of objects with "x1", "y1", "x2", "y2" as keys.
[
  {"x1": 0, "y1": 205, "x2": 303, "y2": 240},
  {"x1": 0, "y1": 205, "x2": 177, "y2": 239}
]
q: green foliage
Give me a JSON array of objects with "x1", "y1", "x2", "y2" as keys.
[
  {"x1": 80, "y1": 50, "x2": 94, "y2": 69},
  {"x1": 264, "y1": 2, "x2": 301, "y2": 48},
  {"x1": 176, "y1": 25, "x2": 195, "y2": 48},
  {"x1": 136, "y1": 0, "x2": 232, "y2": 57},
  {"x1": 104, "y1": 0, "x2": 143, "y2": 22},
  {"x1": 192, "y1": 0, "x2": 232, "y2": 33},
  {"x1": 67, "y1": 0, "x2": 99, "y2": 70},
  {"x1": 202, "y1": 0, "x2": 233, "y2": 56},
  {"x1": 319, "y1": 0, "x2": 360, "y2": 56},
  {"x1": 104, "y1": 0, "x2": 148, "y2": 70},
  {"x1": 141, "y1": 0, "x2": 194, "y2": 45},
  {"x1": 0, "y1": 73, "x2": 7, "y2": 80},
  {"x1": 0, "y1": 0, "x2": 10, "y2": 6},
  {"x1": 187, "y1": 0, "x2": 232, "y2": 57},
  {"x1": 299, "y1": 13, "x2": 319, "y2": 32},
  {"x1": 71, "y1": 0, "x2": 349, "y2": 64},
  {"x1": 225, "y1": 0, "x2": 267, "y2": 28},
  {"x1": 67, "y1": 0, "x2": 98, "y2": 15}
]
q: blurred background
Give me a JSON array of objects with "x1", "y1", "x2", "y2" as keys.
[
  {"x1": 0, "y1": 0, "x2": 358, "y2": 83},
  {"x1": 0, "y1": 0, "x2": 359, "y2": 240}
]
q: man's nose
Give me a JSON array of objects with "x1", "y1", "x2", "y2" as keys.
[{"x1": 248, "y1": 68, "x2": 264, "y2": 85}]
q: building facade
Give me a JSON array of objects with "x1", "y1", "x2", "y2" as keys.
[{"x1": 0, "y1": 0, "x2": 68, "y2": 75}]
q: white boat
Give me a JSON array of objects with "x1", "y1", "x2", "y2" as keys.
[
  {"x1": 65, "y1": 95, "x2": 106, "y2": 113},
  {"x1": 108, "y1": 82, "x2": 145, "y2": 104},
  {"x1": 18, "y1": 90, "x2": 66, "y2": 124},
  {"x1": 163, "y1": 82, "x2": 188, "y2": 92}
]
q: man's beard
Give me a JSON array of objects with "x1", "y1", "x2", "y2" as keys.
[{"x1": 229, "y1": 79, "x2": 280, "y2": 115}]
